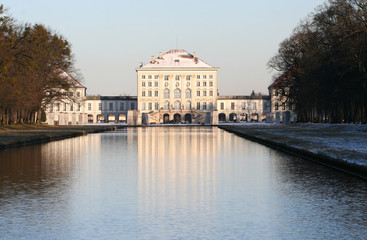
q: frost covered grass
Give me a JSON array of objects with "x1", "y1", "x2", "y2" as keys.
[{"x1": 220, "y1": 123, "x2": 367, "y2": 167}]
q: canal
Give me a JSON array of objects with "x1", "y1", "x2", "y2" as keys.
[{"x1": 0, "y1": 127, "x2": 366, "y2": 239}]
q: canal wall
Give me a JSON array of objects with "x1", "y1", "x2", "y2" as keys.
[
  {"x1": 219, "y1": 125, "x2": 367, "y2": 180},
  {"x1": 0, "y1": 125, "x2": 122, "y2": 150}
]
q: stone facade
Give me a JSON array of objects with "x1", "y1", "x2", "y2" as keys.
[
  {"x1": 45, "y1": 50, "x2": 285, "y2": 125},
  {"x1": 45, "y1": 72, "x2": 88, "y2": 125},
  {"x1": 84, "y1": 96, "x2": 137, "y2": 123},
  {"x1": 268, "y1": 71, "x2": 297, "y2": 123},
  {"x1": 136, "y1": 49, "x2": 219, "y2": 124},
  {"x1": 217, "y1": 95, "x2": 270, "y2": 123}
]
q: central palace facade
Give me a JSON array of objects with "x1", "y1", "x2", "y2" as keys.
[{"x1": 45, "y1": 49, "x2": 296, "y2": 125}]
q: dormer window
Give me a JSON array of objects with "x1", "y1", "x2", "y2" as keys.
[{"x1": 174, "y1": 59, "x2": 180, "y2": 62}]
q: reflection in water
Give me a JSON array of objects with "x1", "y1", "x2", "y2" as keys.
[
  {"x1": 137, "y1": 127, "x2": 218, "y2": 238},
  {"x1": 0, "y1": 127, "x2": 366, "y2": 239}
]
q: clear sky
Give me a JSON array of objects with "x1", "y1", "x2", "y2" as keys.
[{"x1": 2, "y1": 0, "x2": 326, "y2": 96}]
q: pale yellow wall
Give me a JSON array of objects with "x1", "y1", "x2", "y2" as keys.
[{"x1": 136, "y1": 68, "x2": 218, "y2": 113}]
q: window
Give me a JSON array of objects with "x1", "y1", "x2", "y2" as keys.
[
  {"x1": 203, "y1": 102, "x2": 207, "y2": 110},
  {"x1": 142, "y1": 91, "x2": 146, "y2": 97},
  {"x1": 148, "y1": 75, "x2": 152, "y2": 79},
  {"x1": 186, "y1": 75, "x2": 191, "y2": 80},
  {"x1": 109, "y1": 103, "x2": 113, "y2": 110},
  {"x1": 185, "y1": 89, "x2": 191, "y2": 98},
  {"x1": 275, "y1": 103, "x2": 279, "y2": 110},
  {"x1": 50, "y1": 103, "x2": 53, "y2": 112},
  {"x1": 185, "y1": 101, "x2": 191, "y2": 110},
  {"x1": 142, "y1": 75, "x2": 146, "y2": 79},
  {"x1": 77, "y1": 92, "x2": 80, "y2": 97},
  {"x1": 88, "y1": 103, "x2": 91, "y2": 110},
  {"x1": 120, "y1": 102, "x2": 124, "y2": 110},
  {"x1": 253, "y1": 102, "x2": 257, "y2": 110},
  {"x1": 203, "y1": 82, "x2": 207, "y2": 87},
  {"x1": 155, "y1": 102, "x2": 159, "y2": 110},
  {"x1": 164, "y1": 101, "x2": 170, "y2": 110},
  {"x1": 154, "y1": 82, "x2": 159, "y2": 87},
  {"x1": 164, "y1": 89, "x2": 170, "y2": 98},
  {"x1": 209, "y1": 102, "x2": 213, "y2": 109},
  {"x1": 56, "y1": 103, "x2": 60, "y2": 111},
  {"x1": 203, "y1": 75, "x2": 207, "y2": 79},
  {"x1": 63, "y1": 103, "x2": 67, "y2": 111},
  {"x1": 155, "y1": 91, "x2": 159, "y2": 97},
  {"x1": 154, "y1": 75, "x2": 159, "y2": 79},
  {"x1": 69, "y1": 92, "x2": 73, "y2": 97},
  {"x1": 148, "y1": 102, "x2": 152, "y2": 110},
  {"x1": 282, "y1": 103, "x2": 286, "y2": 110},
  {"x1": 220, "y1": 102, "x2": 224, "y2": 110},
  {"x1": 148, "y1": 82, "x2": 152, "y2": 87},
  {"x1": 164, "y1": 75, "x2": 169, "y2": 80},
  {"x1": 175, "y1": 75, "x2": 180, "y2": 80},
  {"x1": 203, "y1": 91, "x2": 207, "y2": 97},
  {"x1": 148, "y1": 91, "x2": 152, "y2": 97},
  {"x1": 197, "y1": 102, "x2": 200, "y2": 110},
  {"x1": 131, "y1": 103, "x2": 135, "y2": 110},
  {"x1": 77, "y1": 104, "x2": 81, "y2": 111},
  {"x1": 209, "y1": 81, "x2": 213, "y2": 87},
  {"x1": 231, "y1": 102, "x2": 235, "y2": 110},
  {"x1": 70, "y1": 103, "x2": 73, "y2": 111},
  {"x1": 209, "y1": 91, "x2": 213, "y2": 96},
  {"x1": 197, "y1": 91, "x2": 200, "y2": 97},
  {"x1": 142, "y1": 102, "x2": 146, "y2": 110},
  {"x1": 174, "y1": 89, "x2": 181, "y2": 98},
  {"x1": 174, "y1": 101, "x2": 181, "y2": 110},
  {"x1": 142, "y1": 82, "x2": 145, "y2": 87},
  {"x1": 99, "y1": 103, "x2": 102, "y2": 110},
  {"x1": 209, "y1": 75, "x2": 213, "y2": 79},
  {"x1": 242, "y1": 102, "x2": 246, "y2": 110},
  {"x1": 197, "y1": 81, "x2": 200, "y2": 87},
  {"x1": 197, "y1": 75, "x2": 200, "y2": 79}
]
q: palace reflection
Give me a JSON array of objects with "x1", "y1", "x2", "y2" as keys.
[{"x1": 136, "y1": 127, "x2": 220, "y2": 229}]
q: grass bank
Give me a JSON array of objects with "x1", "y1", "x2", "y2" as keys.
[
  {"x1": 219, "y1": 124, "x2": 367, "y2": 180},
  {"x1": 0, "y1": 124, "x2": 123, "y2": 150}
]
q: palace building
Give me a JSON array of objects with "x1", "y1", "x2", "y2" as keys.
[
  {"x1": 136, "y1": 49, "x2": 219, "y2": 124},
  {"x1": 45, "y1": 49, "x2": 276, "y2": 125}
]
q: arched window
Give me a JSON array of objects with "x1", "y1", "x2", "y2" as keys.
[
  {"x1": 174, "y1": 89, "x2": 181, "y2": 98},
  {"x1": 175, "y1": 75, "x2": 180, "y2": 80},
  {"x1": 185, "y1": 89, "x2": 191, "y2": 98},
  {"x1": 164, "y1": 89, "x2": 170, "y2": 98},
  {"x1": 174, "y1": 101, "x2": 181, "y2": 110},
  {"x1": 164, "y1": 101, "x2": 170, "y2": 110},
  {"x1": 185, "y1": 101, "x2": 191, "y2": 110},
  {"x1": 186, "y1": 75, "x2": 191, "y2": 80}
]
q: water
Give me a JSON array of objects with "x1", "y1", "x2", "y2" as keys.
[{"x1": 0, "y1": 127, "x2": 366, "y2": 239}]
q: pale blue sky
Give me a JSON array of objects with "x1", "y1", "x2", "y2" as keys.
[{"x1": 2, "y1": 0, "x2": 325, "y2": 96}]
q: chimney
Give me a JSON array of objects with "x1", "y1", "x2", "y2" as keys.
[
  {"x1": 193, "y1": 52, "x2": 196, "y2": 58},
  {"x1": 151, "y1": 56, "x2": 155, "y2": 63},
  {"x1": 159, "y1": 52, "x2": 162, "y2": 59}
]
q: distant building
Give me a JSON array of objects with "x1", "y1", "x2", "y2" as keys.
[
  {"x1": 268, "y1": 71, "x2": 297, "y2": 123},
  {"x1": 84, "y1": 96, "x2": 137, "y2": 123},
  {"x1": 217, "y1": 95, "x2": 270, "y2": 123},
  {"x1": 45, "y1": 71, "x2": 88, "y2": 125},
  {"x1": 136, "y1": 49, "x2": 219, "y2": 124},
  {"x1": 45, "y1": 50, "x2": 282, "y2": 125}
]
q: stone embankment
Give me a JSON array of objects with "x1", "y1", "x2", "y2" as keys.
[
  {"x1": 219, "y1": 124, "x2": 367, "y2": 180},
  {"x1": 0, "y1": 125, "x2": 122, "y2": 150}
]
